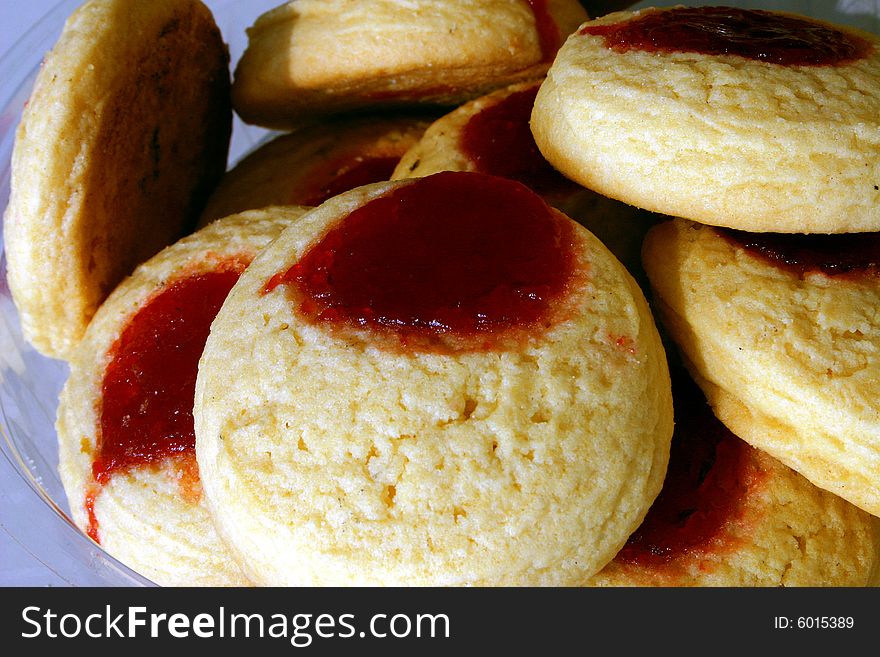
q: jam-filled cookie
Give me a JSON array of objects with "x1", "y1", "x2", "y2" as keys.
[
  {"x1": 642, "y1": 218, "x2": 880, "y2": 518},
  {"x1": 391, "y1": 78, "x2": 656, "y2": 281},
  {"x1": 4, "y1": 0, "x2": 232, "y2": 360},
  {"x1": 532, "y1": 6, "x2": 880, "y2": 233},
  {"x1": 588, "y1": 370, "x2": 880, "y2": 587},
  {"x1": 195, "y1": 171, "x2": 673, "y2": 586},
  {"x1": 231, "y1": 0, "x2": 588, "y2": 129},
  {"x1": 56, "y1": 207, "x2": 308, "y2": 586},
  {"x1": 199, "y1": 114, "x2": 432, "y2": 226}
]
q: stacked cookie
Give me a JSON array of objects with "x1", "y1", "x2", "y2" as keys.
[
  {"x1": 56, "y1": 208, "x2": 307, "y2": 586},
  {"x1": 230, "y1": 0, "x2": 589, "y2": 128},
  {"x1": 198, "y1": 114, "x2": 435, "y2": 226},
  {"x1": 587, "y1": 365, "x2": 878, "y2": 586},
  {"x1": 533, "y1": 5, "x2": 880, "y2": 583},
  {"x1": 4, "y1": 0, "x2": 880, "y2": 586}
]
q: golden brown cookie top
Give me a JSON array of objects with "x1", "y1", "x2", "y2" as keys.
[
  {"x1": 392, "y1": 80, "x2": 579, "y2": 198},
  {"x1": 231, "y1": 0, "x2": 588, "y2": 129}
]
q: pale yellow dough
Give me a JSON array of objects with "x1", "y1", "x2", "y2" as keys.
[
  {"x1": 643, "y1": 219, "x2": 880, "y2": 518},
  {"x1": 232, "y1": 0, "x2": 588, "y2": 129},
  {"x1": 195, "y1": 175, "x2": 673, "y2": 586},
  {"x1": 532, "y1": 7, "x2": 880, "y2": 233},
  {"x1": 4, "y1": 0, "x2": 231, "y2": 360},
  {"x1": 589, "y1": 381, "x2": 880, "y2": 587},
  {"x1": 56, "y1": 208, "x2": 308, "y2": 587}
]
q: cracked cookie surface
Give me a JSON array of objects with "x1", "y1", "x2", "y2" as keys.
[
  {"x1": 195, "y1": 172, "x2": 673, "y2": 585},
  {"x1": 643, "y1": 218, "x2": 880, "y2": 518}
]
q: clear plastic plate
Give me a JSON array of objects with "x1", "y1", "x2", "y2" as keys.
[
  {"x1": 0, "y1": 0, "x2": 279, "y2": 586},
  {"x1": 1, "y1": 0, "x2": 878, "y2": 586}
]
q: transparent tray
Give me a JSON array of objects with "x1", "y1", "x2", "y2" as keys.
[
  {"x1": 0, "y1": 0, "x2": 278, "y2": 586},
  {"x1": 1, "y1": 0, "x2": 878, "y2": 586}
]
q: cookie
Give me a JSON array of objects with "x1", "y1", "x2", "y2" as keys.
[
  {"x1": 199, "y1": 114, "x2": 432, "y2": 226},
  {"x1": 531, "y1": 6, "x2": 880, "y2": 233},
  {"x1": 391, "y1": 78, "x2": 656, "y2": 281},
  {"x1": 3, "y1": 0, "x2": 232, "y2": 360},
  {"x1": 231, "y1": 0, "x2": 588, "y2": 129},
  {"x1": 195, "y1": 171, "x2": 673, "y2": 586},
  {"x1": 56, "y1": 207, "x2": 308, "y2": 586},
  {"x1": 642, "y1": 218, "x2": 880, "y2": 518},
  {"x1": 588, "y1": 370, "x2": 880, "y2": 586}
]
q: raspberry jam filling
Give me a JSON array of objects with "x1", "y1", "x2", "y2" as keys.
[
  {"x1": 579, "y1": 6, "x2": 871, "y2": 66},
  {"x1": 264, "y1": 171, "x2": 578, "y2": 353},
  {"x1": 717, "y1": 227, "x2": 880, "y2": 279},
  {"x1": 460, "y1": 84, "x2": 580, "y2": 199},
  {"x1": 94, "y1": 263, "x2": 246, "y2": 486},
  {"x1": 615, "y1": 374, "x2": 762, "y2": 567},
  {"x1": 298, "y1": 154, "x2": 401, "y2": 207},
  {"x1": 87, "y1": 263, "x2": 247, "y2": 543}
]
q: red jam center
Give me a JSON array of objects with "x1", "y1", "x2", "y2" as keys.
[
  {"x1": 615, "y1": 373, "x2": 760, "y2": 567},
  {"x1": 85, "y1": 489, "x2": 100, "y2": 543},
  {"x1": 94, "y1": 265, "x2": 245, "y2": 485},
  {"x1": 460, "y1": 85, "x2": 580, "y2": 199},
  {"x1": 264, "y1": 171, "x2": 577, "y2": 353},
  {"x1": 579, "y1": 6, "x2": 871, "y2": 66},
  {"x1": 717, "y1": 227, "x2": 880, "y2": 279},
  {"x1": 525, "y1": 0, "x2": 563, "y2": 62},
  {"x1": 299, "y1": 155, "x2": 401, "y2": 207}
]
